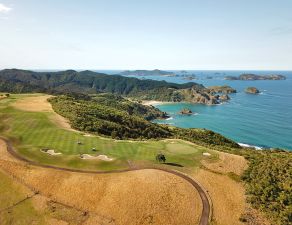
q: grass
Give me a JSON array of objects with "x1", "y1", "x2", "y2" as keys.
[
  {"x1": 0, "y1": 94, "x2": 214, "y2": 171},
  {"x1": 0, "y1": 170, "x2": 46, "y2": 225}
]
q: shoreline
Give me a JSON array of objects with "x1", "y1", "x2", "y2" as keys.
[{"x1": 142, "y1": 100, "x2": 170, "y2": 106}]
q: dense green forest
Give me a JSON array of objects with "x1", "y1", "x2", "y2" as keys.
[
  {"x1": 49, "y1": 94, "x2": 239, "y2": 147},
  {"x1": 0, "y1": 69, "x2": 200, "y2": 97},
  {"x1": 49, "y1": 94, "x2": 171, "y2": 139},
  {"x1": 1, "y1": 69, "x2": 233, "y2": 104},
  {"x1": 242, "y1": 150, "x2": 292, "y2": 224}
]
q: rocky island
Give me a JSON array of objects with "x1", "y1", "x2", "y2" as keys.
[
  {"x1": 225, "y1": 74, "x2": 286, "y2": 80},
  {"x1": 179, "y1": 108, "x2": 193, "y2": 115},
  {"x1": 182, "y1": 76, "x2": 196, "y2": 81},
  {"x1": 245, "y1": 87, "x2": 260, "y2": 94},
  {"x1": 207, "y1": 85, "x2": 237, "y2": 94}
]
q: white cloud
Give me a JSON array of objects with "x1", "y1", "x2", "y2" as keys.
[{"x1": 0, "y1": 3, "x2": 12, "y2": 13}]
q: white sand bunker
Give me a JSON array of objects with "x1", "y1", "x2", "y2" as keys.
[
  {"x1": 203, "y1": 152, "x2": 211, "y2": 156},
  {"x1": 80, "y1": 154, "x2": 114, "y2": 161},
  {"x1": 83, "y1": 134, "x2": 93, "y2": 137},
  {"x1": 41, "y1": 149, "x2": 62, "y2": 156}
]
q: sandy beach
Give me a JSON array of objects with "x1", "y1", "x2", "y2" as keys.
[{"x1": 142, "y1": 100, "x2": 168, "y2": 106}]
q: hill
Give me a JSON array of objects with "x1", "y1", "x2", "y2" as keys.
[
  {"x1": 0, "y1": 69, "x2": 195, "y2": 94},
  {"x1": 0, "y1": 69, "x2": 231, "y2": 105}
]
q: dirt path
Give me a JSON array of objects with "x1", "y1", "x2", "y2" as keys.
[{"x1": 1, "y1": 137, "x2": 211, "y2": 225}]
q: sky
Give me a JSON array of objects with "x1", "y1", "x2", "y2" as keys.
[{"x1": 0, "y1": 0, "x2": 292, "y2": 70}]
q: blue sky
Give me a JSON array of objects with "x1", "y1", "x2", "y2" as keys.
[{"x1": 0, "y1": 0, "x2": 292, "y2": 70}]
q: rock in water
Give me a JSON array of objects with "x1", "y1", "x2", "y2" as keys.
[
  {"x1": 219, "y1": 94, "x2": 230, "y2": 101},
  {"x1": 179, "y1": 108, "x2": 193, "y2": 115},
  {"x1": 245, "y1": 87, "x2": 260, "y2": 94}
]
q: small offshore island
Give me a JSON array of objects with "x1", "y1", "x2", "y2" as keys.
[
  {"x1": 179, "y1": 108, "x2": 193, "y2": 115},
  {"x1": 225, "y1": 73, "x2": 286, "y2": 80},
  {"x1": 119, "y1": 69, "x2": 176, "y2": 77},
  {"x1": 245, "y1": 87, "x2": 260, "y2": 94}
]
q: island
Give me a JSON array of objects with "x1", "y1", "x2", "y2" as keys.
[
  {"x1": 225, "y1": 74, "x2": 286, "y2": 80},
  {"x1": 119, "y1": 69, "x2": 175, "y2": 77},
  {"x1": 179, "y1": 108, "x2": 193, "y2": 115},
  {"x1": 207, "y1": 85, "x2": 237, "y2": 94},
  {"x1": 245, "y1": 87, "x2": 260, "y2": 94},
  {"x1": 182, "y1": 76, "x2": 196, "y2": 81}
]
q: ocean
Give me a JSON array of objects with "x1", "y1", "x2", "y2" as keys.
[{"x1": 98, "y1": 70, "x2": 292, "y2": 150}]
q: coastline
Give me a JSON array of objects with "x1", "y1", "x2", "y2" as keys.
[{"x1": 142, "y1": 100, "x2": 170, "y2": 106}]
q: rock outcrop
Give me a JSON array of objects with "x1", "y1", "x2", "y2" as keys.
[
  {"x1": 219, "y1": 94, "x2": 230, "y2": 101},
  {"x1": 245, "y1": 87, "x2": 260, "y2": 94},
  {"x1": 179, "y1": 108, "x2": 193, "y2": 115},
  {"x1": 207, "y1": 85, "x2": 237, "y2": 94}
]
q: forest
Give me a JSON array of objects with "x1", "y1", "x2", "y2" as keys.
[
  {"x1": 242, "y1": 150, "x2": 292, "y2": 224},
  {"x1": 0, "y1": 69, "x2": 200, "y2": 97},
  {"x1": 49, "y1": 94, "x2": 239, "y2": 147}
]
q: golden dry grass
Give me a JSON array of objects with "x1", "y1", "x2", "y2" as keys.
[
  {"x1": 12, "y1": 95, "x2": 54, "y2": 112},
  {"x1": 193, "y1": 151, "x2": 249, "y2": 224},
  {"x1": 202, "y1": 150, "x2": 248, "y2": 176},
  {"x1": 0, "y1": 140, "x2": 203, "y2": 225},
  {"x1": 193, "y1": 169, "x2": 246, "y2": 225}
]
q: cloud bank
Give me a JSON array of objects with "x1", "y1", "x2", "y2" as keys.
[{"x1": 0, "y1": 3, "x2": 12, "y2": 13}]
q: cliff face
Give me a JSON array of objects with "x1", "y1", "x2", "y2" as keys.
[
  {"x1": 180, "y1": 88, "x2": 220, "y2": 105},
  {"x1": 177, "y1": 85, "x2": 235, "y2": 105},
  {"x1": 207, "y1": 85, "x2": 237, "y2": 94}
]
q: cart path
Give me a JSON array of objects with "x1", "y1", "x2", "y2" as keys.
[{"x1": 1, "y1": 137, "x2": 211, "y2": 225}]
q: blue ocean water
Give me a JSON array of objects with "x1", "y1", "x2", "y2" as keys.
[{"x1": 105, "y1": 70, "x2": 292, "y2": 150}]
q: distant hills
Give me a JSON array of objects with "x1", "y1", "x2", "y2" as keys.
[
  {"x1": 225, "y1": 74, "x2": 286, "y2": 80},
  {"x1": 0, "y1": 69, "x2": 233, "y2": 105},
  {"x1": 0, "y1": 69, "x2": 195, "y2": 95},
  {"x1": 119, "y1": 69, "x2": 175, "y2": 76}
]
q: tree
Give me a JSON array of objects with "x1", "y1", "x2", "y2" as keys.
[{"x1": 156, "y1": 153, "x2": 166, "y2": 163}]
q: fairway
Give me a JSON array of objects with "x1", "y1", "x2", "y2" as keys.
[{"x1": 0, "y1": 94, "x2": 214, "y2": 171}]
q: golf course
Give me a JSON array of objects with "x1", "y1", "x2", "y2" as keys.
[
  {"x1": 0, "y1": 94, "x2": 215, "y2": 171},
  {"x1": 0, "y1": 94, "x2": 278, "y2": 225}
]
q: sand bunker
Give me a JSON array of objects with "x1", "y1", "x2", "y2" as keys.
[
  {"x1": 41, "y1": 149, "x2": 62, "y2": 156},
  {"x1": 80, "y1": 154, "x2": 114, "y2": 161},
  {"x1": 203, "y1": 152, "x2": 211, "y2": 156}
]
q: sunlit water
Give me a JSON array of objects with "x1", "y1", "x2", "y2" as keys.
[{"x1": 99, "y1": 70, "x2": 292, "y2": 150}]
